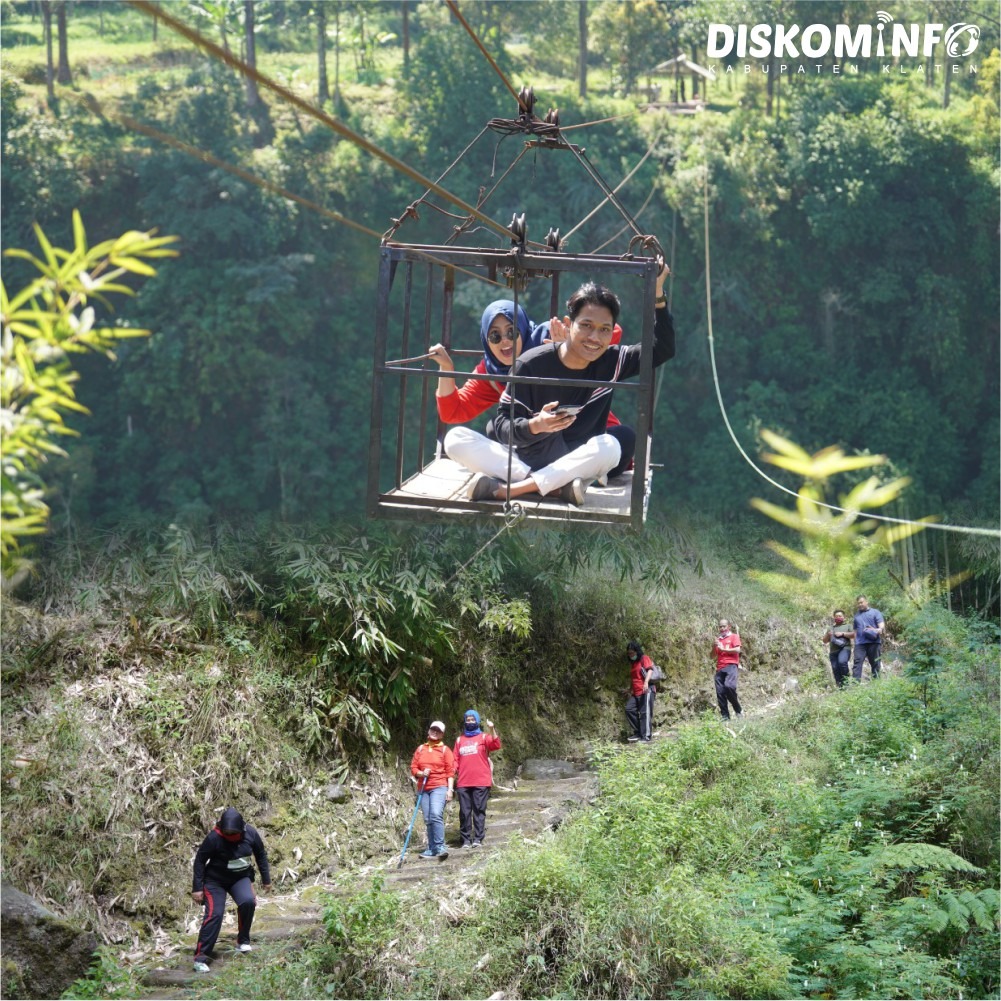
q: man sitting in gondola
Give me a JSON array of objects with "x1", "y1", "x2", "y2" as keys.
[{"x1": 464, "y1": 258, "x2": 674, "y2": 506}]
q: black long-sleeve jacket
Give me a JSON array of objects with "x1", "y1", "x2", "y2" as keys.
[
  {"x1": 492, "y1": 306, "x2": 675, "y2": 470},
  {"x1": 192, "y1": 808, "x2": 271, "y2": 890}
]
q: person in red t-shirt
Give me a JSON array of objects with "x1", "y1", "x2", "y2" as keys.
[
  {"x1": 410, "y1": 721, "x2": 455, "y2": 859},
  {"x1": 452, "y1": 709, "x2": 502, "y2": 848},
  {"x1": 625, "y1": 640, "x2": 656, "y2": 742},
  {"x1": 713, "y1": 619, "x2": 743, "y2": 721}
]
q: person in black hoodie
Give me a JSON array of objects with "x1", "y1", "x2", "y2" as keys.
[{"x1": 191, "y1": 807, "x2": 271, "y2": 972}]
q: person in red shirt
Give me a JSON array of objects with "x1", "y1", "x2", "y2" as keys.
[
  {"x1": 410, "y1": 721, "x2": 455, "y2": 859},
  {"x1": 452, "y1": 709, "x2": 502, "y2": 848},
  {"x1": 625, "y1": 640, "x2": 655, "y2": 742},
  {"x1": 714, "y1": 619, "x2": 743, "y2": 721},
  {"x1": 429, "y1": 300, "x2": 533, "y2": 426}
]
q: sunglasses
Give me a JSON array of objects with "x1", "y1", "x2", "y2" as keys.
[{"x1": 487, "y1": 329, "x2": 517, "y2": 345}]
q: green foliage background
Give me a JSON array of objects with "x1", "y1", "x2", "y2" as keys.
[
  {"x1": 1, "y1": 4, "x2": 998, "y2": 998},
  {"x1": 1, "y1": 0, "x2": 998, "y2": 538}
]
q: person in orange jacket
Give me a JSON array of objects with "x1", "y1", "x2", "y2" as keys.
[{"x1": 410, "y1": 720, "x2": 455, "y2": 859}]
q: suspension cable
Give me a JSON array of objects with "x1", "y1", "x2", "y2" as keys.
[
  {"x1": 587, "y1": 185, "x2": 656, "y2": 256},
  {"x1": 562, "y1": 145, "x2": 648, "y2": 246},
  {"x1": 76, "y1": 93, "x2": 382, "y2": 239},
  {"x1": 383, "y1": 126, "x2": 491, "y2": 243},
  {"x1": 563, "y1": 141, "x2": 657, "y2": 244},
  {"x1": 702, "y1": 163, "x2": 999, "y2": 539},
  {"x1": 127, "y1": 0, "x2": 513, "y2": 245},
  {"x1": 444, "y1": 0, "x2": 527, "y2": 112}
]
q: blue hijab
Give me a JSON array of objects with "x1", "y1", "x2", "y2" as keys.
[
  {"x1": 463, "y1": 709, "x2": 482, "y2": 736},
  {"x1": 479, "y1": 300, "x2": 533, "y2": 377}
]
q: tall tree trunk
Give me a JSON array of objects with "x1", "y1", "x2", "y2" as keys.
[
  {"x1": 243, "y1": 1, "x2": 273, "y2": 144},
  {"x1": 333, "y1": 4, "x2": 341, "y2": 101},
  {"x1": 317, "y1": 2, "x2": 329, "y2": 104},
  {"x1": 244, "y1": 1, "x2": 260, "y2": 109},
  {"x1": 765, "y1": 55, "x2": 774, "y2": 116},
  {"x1": 42, "y1": 1, "x2": 54, "y2": 101},
  {"x1": 577, "y1": 1, "x2": 587, "y2": 98},
  {"x1": 56, "y1": 1, "x2": 72, "y2": 85},
  {"x1": 943, "y1": 54, "x2": 953, "y2": 107},
  {"x1": 402, "y1": 0, "x2": 410, "y2": 79},
  {"x1": 152, "y1": 1, "x2": 158, "y2": 41},
  {"x1": 622, "y1": 3, "x2": 633, "y2": 95}
]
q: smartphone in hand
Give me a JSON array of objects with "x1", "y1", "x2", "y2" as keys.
[{"x1": 553, "y1": 405, "x2": 583, "y2": 416}]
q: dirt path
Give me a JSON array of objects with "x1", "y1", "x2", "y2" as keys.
[{"x1": 139, "y1": 760, "x2": 598, "y2": 999}]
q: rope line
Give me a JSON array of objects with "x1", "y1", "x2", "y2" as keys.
[
  {"x1": 560, "y1": 112, "x2": 638, "y2": 132},
  {"x1": 78, "y1": 91, "x2": 501, "y2": 289},
  {"x1": 702, "y1": 165, "x2": 999, "y2": 539},
  {"x1": 442, "y1": 505, "x2": 526, "y2": 586},
  {"x1": 587, "y1": 184, "x2": 656, "y2": 256},
  {"x1": 564, "y1": 146, "x2": 648, "y2": 247},
  {"x1": 444, "y1": 0, "x2": 527, "y2": 112},
  {"x1": 383, "y1": 126, "x2": 491, "y2": 243},
  {"x1": 446, "y1": 144, "x2": 534, "y2": 246},
  {"x1": 76, "y1": 94, "x2": 382, "y2": 239},
  {"x1": 564, "y1": 141, "x2": 657, "y2": 244},
  {"x1": 127, "y1": 0, "x2": 513, "y2": 244}
]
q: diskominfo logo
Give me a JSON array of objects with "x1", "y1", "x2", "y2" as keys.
[{"x1": 707, "y1": 14, "x2": 981, "y2": 60}]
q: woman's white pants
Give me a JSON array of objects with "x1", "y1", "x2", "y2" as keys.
[{"x1": 443, "y1": 426, "x2": 620, "y2": 497}]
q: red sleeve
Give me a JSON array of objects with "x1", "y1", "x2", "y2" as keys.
[
  {"x1": 452, "y1": 740, "x2": 461, "y2": 775},
  {"x1": 444, "y1": 746, "x2": 455, "y2": 776},
  {"x1": 486, "y1": 734, "x2": 501, "y2": 751},
  {"x1": 436, "y1": 361, "x2": 501, "y2": 424},
  {"x1": 410, "y1": 746, "x2": 423, "y2": 777}
]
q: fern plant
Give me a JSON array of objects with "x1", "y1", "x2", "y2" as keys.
[{"x1": 748, "y1": 430, "x2": 932, "y2": 614}]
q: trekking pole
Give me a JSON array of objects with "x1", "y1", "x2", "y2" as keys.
[{"x1": 397, "y1": 776, "x2": 426, "y2": 869}]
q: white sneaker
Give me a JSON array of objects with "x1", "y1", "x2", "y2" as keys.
[
  {"x1": 237, "y1": 943, "x2": 253, "y2": 953},
  {"x1": 193, "y1": 961, "x2": 210, "y2": 973}
]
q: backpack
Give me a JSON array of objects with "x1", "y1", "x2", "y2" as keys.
[{"x1": 647, "y1": 663, "x2": 665, "y2": 683}]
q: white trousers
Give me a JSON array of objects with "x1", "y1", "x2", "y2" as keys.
[{"x1": 444, "y1": 426, "x2": 621, "y2": 497}]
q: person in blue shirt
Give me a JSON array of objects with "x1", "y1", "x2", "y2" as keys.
[{"x1": 852, "y1": 594, "x2": 885, "y2": 681}]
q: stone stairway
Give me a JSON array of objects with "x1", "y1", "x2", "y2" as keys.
[{"x1": 140, "y1": 760, "x2": 597, "y2": 999}]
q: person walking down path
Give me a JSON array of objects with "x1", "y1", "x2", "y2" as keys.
[
  {"x1": 625, "y1": 640, "x2": 656, "y2": 742},
  {"x1": 823, "y1": 609, "x2": 854, "y2": 688},
  {"x1": 452, "y1": 710, "x2": 502, "y2": 848},
  {"x1": 410, "y1": 721, "x2": 455, "y2": 860},
  {"x1": 852, "y1": 594, "x2": 885, "y2": 681},
  {"x1": 191, "y1": 807, "x2": 271, "y2": 973},
  {"x1": 714, "y1": 620, "x2": 743, "y2": 721}
]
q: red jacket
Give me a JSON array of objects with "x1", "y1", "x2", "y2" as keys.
[
  {"x1": 410, "y1": 741, "x2": 455, "y2": 791},
  {"x1": 452, "y1": 732, "x2": 502, "y2": 787},
  {"x1": 437, "y1": 361, "x2": 506, "y2": 424}
]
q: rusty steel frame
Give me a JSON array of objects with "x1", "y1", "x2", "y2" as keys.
[{"x1": 367, "y1": 243, "x2": 660, "y2": 530}]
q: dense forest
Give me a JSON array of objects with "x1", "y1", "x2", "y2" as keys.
[
  {"x1": 1, "y1": 2, "x2": 999, "y2": 1000},
  {"x1": 2, "y1": 0, "x2": 999, "y2": 535}
]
